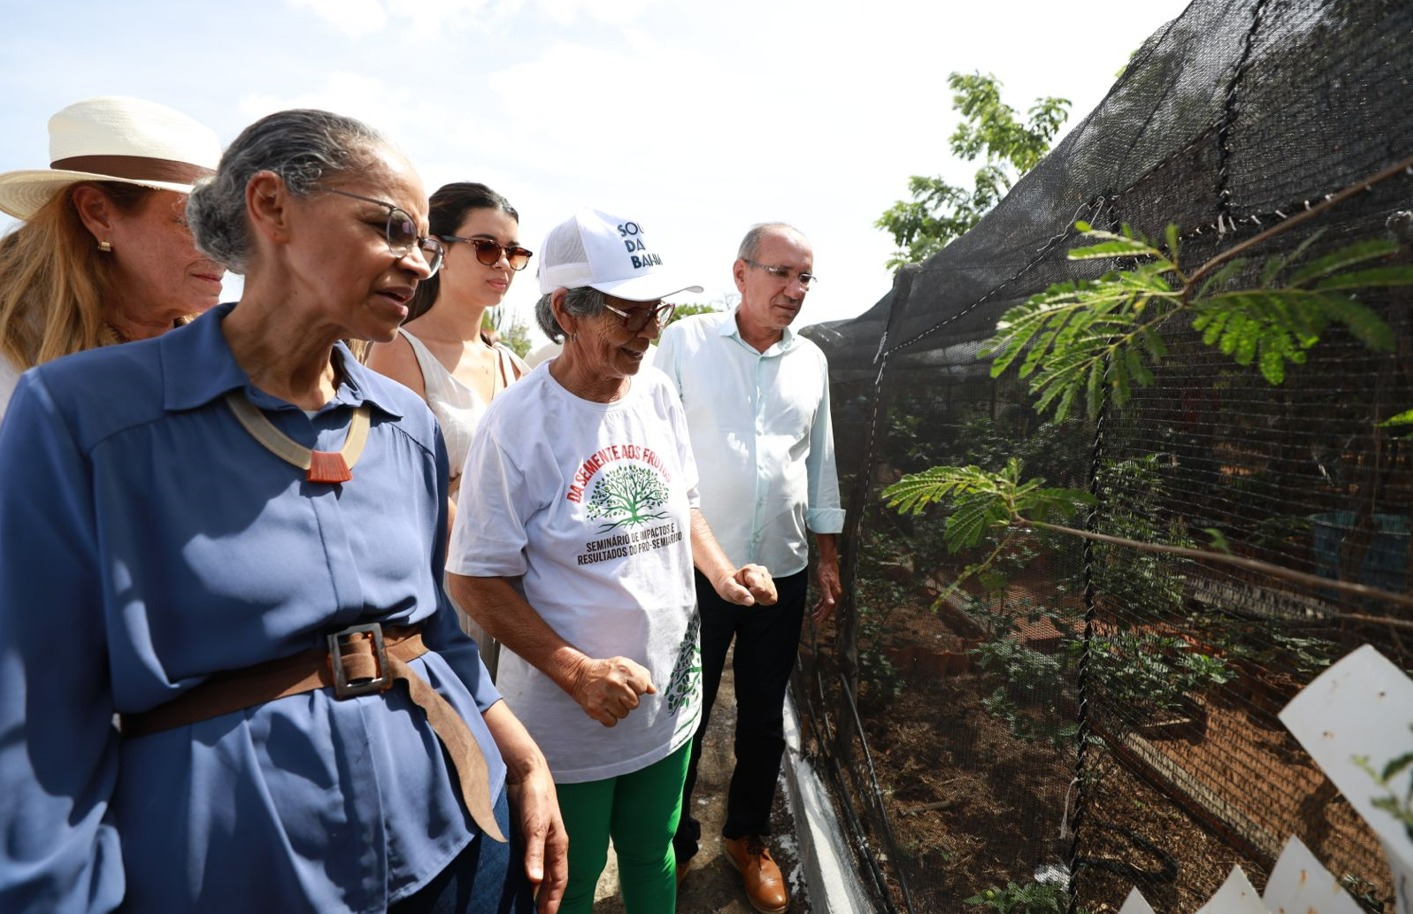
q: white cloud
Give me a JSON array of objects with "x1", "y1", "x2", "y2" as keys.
[
  {"x1": 284, "y1": 0, "x2": 532, "y2": 41},
  {"x1": 285, "y1": 0, "x2": 389, "y2": 38},
  {"x1": 483, "y1": 39, "x2": 736, "y2": 180},
  {"x1": 0, "y1": 0, "x2": 1195, "y2": 328},
  {"x1": 235, "y1": 73, "x2": 432, "y2": 145},
  {"x1": 531, "y1": 0, "x2": 659, "y2": 28}
]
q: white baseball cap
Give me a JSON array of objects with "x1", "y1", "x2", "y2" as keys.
[{"x1": 537, "y1": 208, "x2": 703, "y2": 301}]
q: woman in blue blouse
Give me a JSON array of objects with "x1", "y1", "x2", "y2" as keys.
[{"x1": 0, "y1": 109, "x2": 566, "y2": 913}]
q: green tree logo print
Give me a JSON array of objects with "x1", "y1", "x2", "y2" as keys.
[
  {"x1": 666, "y1": 611, "x2": 701, "y2": 715},
  {"x1": 586, "y1": 464, "x2": 670, "y2": 532}
]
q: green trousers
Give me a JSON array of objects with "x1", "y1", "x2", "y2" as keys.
[{"x1": 555, "y1": 741, "x2": 690, "y2": 914}]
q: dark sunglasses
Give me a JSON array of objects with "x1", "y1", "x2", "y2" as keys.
[
  {"x1": 438, "y1": 236, "x2": 534, "y2": 272},
  {"x1": 324, "y1": 188, "x2": 445, "y2": 276}
]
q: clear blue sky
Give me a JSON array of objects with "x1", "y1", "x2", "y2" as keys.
[{"x1": 1, "y1": 0, "x2": 1192, "y2": 333}]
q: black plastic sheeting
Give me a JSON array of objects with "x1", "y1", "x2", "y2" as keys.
[{"x1": 794, "y1": 0, "x2": 1413, "y2": 911}]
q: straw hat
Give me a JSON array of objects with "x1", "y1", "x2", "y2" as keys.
[{"x1": 0, "y1": 96, "x2": 221, "y2": 220}]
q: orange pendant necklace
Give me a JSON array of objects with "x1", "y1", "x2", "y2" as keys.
[{"x1": 225, "y1": 392, "x2": 371, "y2": 483}]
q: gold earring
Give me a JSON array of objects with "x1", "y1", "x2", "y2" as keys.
[{"x1": 98, "y1": 241, "x2": 112, "y2": 253}]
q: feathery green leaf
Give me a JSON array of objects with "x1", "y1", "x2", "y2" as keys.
[{"x1": 1289, "y1": 238, "x2": 1398, "y2": 286}]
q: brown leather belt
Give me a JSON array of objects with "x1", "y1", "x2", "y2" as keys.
[{"x1": 119, "y1": 622, "x2": 506, "y2": 843}]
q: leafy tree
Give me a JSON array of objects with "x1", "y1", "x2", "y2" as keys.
[
  {"x1": 587, "y1": 465, "x2": 670, "y2": 531},
  {"x1": 666, "y1": 302, "x2": 719, "y2": 326},
  {"x1": 876, "y1": 72, "x2": 1070, "y2": 269},
  {"x1": 483, "y1": 307, "x2": 532, "y2": 358},
  {"x1": 882, "y1": 153, "x2": 1413, "y2": 611},
  {"x1": 497, "y1": 317, "x2": 533, "y2": 359},
  {"x1": 984, "y1": 223, "x2": 1399, "y2": 421}
]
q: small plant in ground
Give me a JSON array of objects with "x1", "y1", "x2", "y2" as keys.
[
  {"x1": 1187, "y1": 609, "x2": 1340, "y2": 680},
  {"x1": 1339, "y1": 873, "x2": 1393, "y2": 914},
  {"x1": 965, "y1": 880, "x2": 1080, "y2": 914},
  {"x1": 961, "y1": 595, "x2": 1084, "y2": 746},
  {"x1": 853, "y1": 534, "x2": 912, "y2": 708},
  {"x1": 1353, "y1": 726, "x2": 1413, "y2": 843},
  {"x1": 1090, "y1": 455, "x2": 1194, "y2": 618},
  {"x1": 1264, "y1": 632, "x2": 1339, "y2": 678},
  {"x1": 857, "y1": 625, "x2": 905, "y2": 707},
  {"x1": 951, "y1": 414, "x2": 1091, "y2": 488},
  {"x1": 1179, "y1": 651, "x2": 1233, "y2": 689},
  {"x1": 1083, "y1": 632, "x2": 1233, "y2": 720}
]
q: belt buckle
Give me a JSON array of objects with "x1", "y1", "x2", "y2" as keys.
[{"x1": 327, "y1": 622, "x2": 391, "y2": 699}]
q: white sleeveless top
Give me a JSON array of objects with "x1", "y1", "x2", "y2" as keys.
[{"x1": 399, "y1": 328, "x2": 525, "y2": 491}]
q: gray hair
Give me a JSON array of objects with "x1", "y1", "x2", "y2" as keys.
[
  {"x1": 535, "y1": 287, "x2": 606, "y2": 343},
  {"x1": 737, "y1": 222, "x2": 804, "y2": 262},
  {"x1": 187, "y1": 109, "x2": 389, "y2": 273}
]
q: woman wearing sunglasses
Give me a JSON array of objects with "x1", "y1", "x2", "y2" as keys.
[
  {"x1": 367, "y1": 182, "x2": 532, "y2": 678},
  {"x1": 0, "y1": 110, "x2": 565, "y2": 913}
]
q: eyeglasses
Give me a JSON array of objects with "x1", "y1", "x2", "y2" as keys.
[
  {"x1": 325, "y1": 188, "x2": 445, "y2": 276},
  {"x1": 743, "y1": 259, "x2": 817, "y2": 288},
  {"x1": 438, "y1": 236, "x2": 534, "y2": 272},
  {"x1": 602, "y1": 300, "x2": 677, "y2": 333}
]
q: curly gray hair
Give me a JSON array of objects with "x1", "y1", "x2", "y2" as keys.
[{"x1": 186, "y1": 109, "x2": 389, "y2": 273}]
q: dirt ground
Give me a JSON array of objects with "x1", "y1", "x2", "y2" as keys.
[
  {"x1": 592, "y1": 652, "x2": 813, "y2": 914},
  {"x1": 852, "y1": 587, "x2": 1393, "y2": 914}
]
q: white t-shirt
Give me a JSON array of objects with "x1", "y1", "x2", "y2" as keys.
[{"x1": 446, "y1": 363, "x2": 702, "y2": 783}]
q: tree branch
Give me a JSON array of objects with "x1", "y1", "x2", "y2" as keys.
[
  {"x1": 1018, "y1": 516, "x2": 1413, "y2": 618},
  {"x1": 1187, "y1": 152, "x2": 1413, "y2": 288}
]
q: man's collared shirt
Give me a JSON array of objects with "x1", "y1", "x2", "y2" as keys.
[{"x1": 655, "y1": 310, "x2": 844, "y2": 577}]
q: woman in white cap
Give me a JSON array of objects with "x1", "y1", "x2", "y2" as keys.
[
  {"x1": 0, "y1": 96, "x2": 226, "y2": 421},
  {"x1": 367, "y1": 182, "x2": 533, "y2": 678},
  {"x1": 0, "y1": 109, "x2": 566, "y2": 913},
  {"x1": 446, "y1": 209, "x2": 777, "y2": 914}
]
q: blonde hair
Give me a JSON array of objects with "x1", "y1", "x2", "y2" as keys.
[{"x1": 0, "y1": 182, "x2": 148, "y2": 371}]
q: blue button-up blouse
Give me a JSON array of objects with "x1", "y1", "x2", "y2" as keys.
[{"x1": 0, "y1": 302, "x2": 505, "y2": 914}]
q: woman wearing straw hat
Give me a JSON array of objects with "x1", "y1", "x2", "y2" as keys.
[
  {"x1": 0, "y1": 96, "x2": 227, "y2": 421},
  {"x1": 0, "y1": 108, "x2": 566, "y2": 913}
]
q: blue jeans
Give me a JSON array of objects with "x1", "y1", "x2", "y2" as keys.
[{"x1": 391, "y1": 790, "x2": 535, "y2": 914}]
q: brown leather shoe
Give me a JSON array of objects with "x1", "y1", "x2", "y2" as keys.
[{"x1": 722, "y1": 835, "x2": 790, "y2": 913}]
